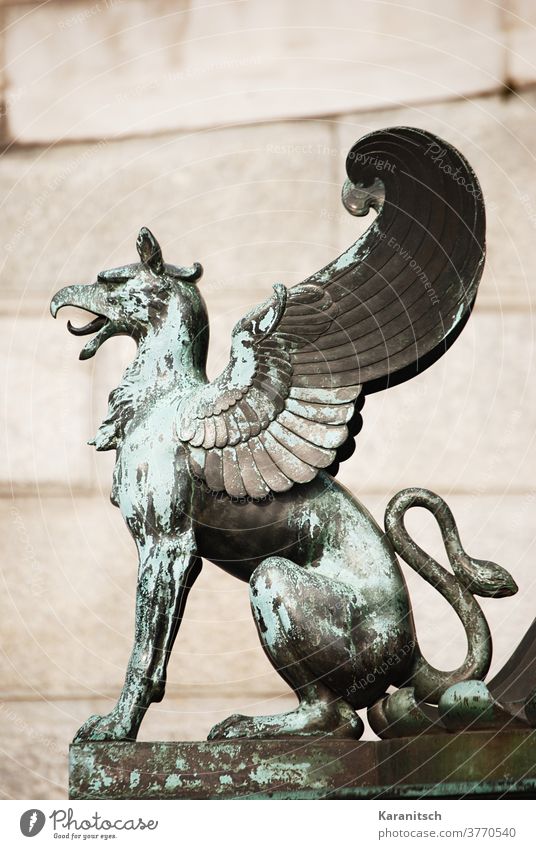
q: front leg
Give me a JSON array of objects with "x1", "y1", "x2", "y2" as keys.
[{"x1": 74, "y1": 529, "x2": 201, "y2": 742}]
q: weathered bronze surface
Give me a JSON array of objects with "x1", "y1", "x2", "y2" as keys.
[
  {"x1": 51, "y1": 127, "x2": 533, "y2": 754},
  {"x1": 69, "y1": 731, "x2": 536, "y2": 799}
]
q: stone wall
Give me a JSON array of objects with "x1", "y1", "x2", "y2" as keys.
[{"x1": 1, "y1": 0, "x2": 536, "y2": 798}]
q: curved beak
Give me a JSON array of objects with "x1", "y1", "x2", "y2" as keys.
[
  {"x1": 50, "y1": 283, "x2": 105, "y2": 318},
  {"x1": 50, "y1": 282, "x2": 113, "y2": 360}
]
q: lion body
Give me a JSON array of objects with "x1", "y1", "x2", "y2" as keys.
[{"x1": 112, "y1": 403, "x2": 415, "y2": 713}]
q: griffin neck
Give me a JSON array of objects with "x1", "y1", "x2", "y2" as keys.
[{"x1": 91, "y1": 296, "x2": 209, "y2": 451}]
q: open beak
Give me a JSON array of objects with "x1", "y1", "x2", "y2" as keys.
[
  {"x1": 67, "y1": 314, "x2": 108, "y2": 336},
  {"x1": 50, "y1": 283, "x2": 114, "y2": 360}
]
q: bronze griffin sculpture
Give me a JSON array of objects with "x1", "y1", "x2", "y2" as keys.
[{"x1": 51, "y1": 127, "x2": 535, "y2": 743}]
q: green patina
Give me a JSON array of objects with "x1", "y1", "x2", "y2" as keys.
[{"x1": 51, "y1": 129, "x2": 535, "y2": 801}]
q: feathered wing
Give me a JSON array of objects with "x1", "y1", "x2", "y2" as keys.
[
  {"x1": 178, "y1": 127, "x2": 486, "y2": 498},
  {"x1": 177, "y1": 282, "x2": 359, "y2": 498}
]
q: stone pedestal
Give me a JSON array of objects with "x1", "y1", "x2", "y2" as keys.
[{"x1": 69, "y1": 730, "x2": 536, "y2": 799}]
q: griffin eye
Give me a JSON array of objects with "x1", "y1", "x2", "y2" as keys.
[{"x1": 97, "y1": 268, "x2": 135, "y2": 284}]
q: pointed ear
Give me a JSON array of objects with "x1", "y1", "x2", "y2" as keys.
[{"x1": 136, "y1": 227, "x2": 164, "y2": 274}]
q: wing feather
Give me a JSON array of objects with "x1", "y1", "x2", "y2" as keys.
[
  {"x1": 221, "y1": 410, "x2": 242, "y2": 446},
  {"x1": 268, "y1": 421, "x2": 336, "y2": 468},
  {"x1": 235, "y1": 442, "x2": 271, "y2": 499},
  {"x1": 248, "y1": 436, "x2": 294, "y2": 492},
  {"x1": 205, "y1": 449, "x2": 224, "y2": 490},
  {"x1": 222, "y1": 446, "x2": 247, "y2": 498},
  {"x1": 202, "y1": 417, "x2": 217, "y2": 450},
  {"x1": 259, "y1": 431, "x2": 318, "y2": 484},
  {"x1": 285, "y1": 397, "x2": 354, "y2": 425}
]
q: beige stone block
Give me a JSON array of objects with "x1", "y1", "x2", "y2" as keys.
[
  {"x1": 0, "y1": 120, "x2": 337, "y2": 300},
  {"x1": 336, "y1": 310, "x2": 536, "y2": 493},
  {"x1": 0, "y1": 310, "x2": 101, "y2": 492},
  {"x1": 504, "y1": 0, "x2": 536, "y2": 87},
  {"x1": 0, "y1": 18, "x2": 6, "y2": 147},
  {"x1": 4, "y1": 0, "x2": 503, "y2": 144},
  {"x1": 0, "y1": 699, "x2": 68, "y2": 799}
]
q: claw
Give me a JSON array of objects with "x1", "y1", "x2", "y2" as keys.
[{"x1": 73, "y1": 711, "x2": 136, "y2": 743}]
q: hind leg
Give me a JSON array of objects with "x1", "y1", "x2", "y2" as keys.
[{"x1": 208, "y1": 556, "x2": 369, "y2": 740}]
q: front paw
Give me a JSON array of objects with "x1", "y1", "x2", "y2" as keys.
[
  {"x1": 208, "y1": 713, "x2": 252, "y2": 740},
  {"x1": 73, "y1": 711, "x2": 137, "y2": 743}
]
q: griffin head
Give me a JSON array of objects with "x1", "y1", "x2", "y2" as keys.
[{"x1": 50, "y1": 227, "x2": 204, "y2": 360}]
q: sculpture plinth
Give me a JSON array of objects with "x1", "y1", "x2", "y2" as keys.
[{"x1": 70, "y1": 731, "x2": 536, "y2": 800}]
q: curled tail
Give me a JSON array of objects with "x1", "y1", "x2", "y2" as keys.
[{"x1": 384, "y1": 488, "x2": 518, "y2": 704}]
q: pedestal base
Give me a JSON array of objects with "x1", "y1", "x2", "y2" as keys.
[{"x1": 69, "y1": 730, "x2": 536, "y2": 799}]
